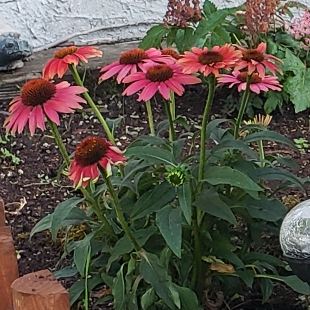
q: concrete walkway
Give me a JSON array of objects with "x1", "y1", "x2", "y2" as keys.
[{"x1": 0, "y1": 41, "x2": 138, "y2": 101}]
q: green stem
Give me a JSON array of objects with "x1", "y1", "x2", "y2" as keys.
[
  {"x1": 258, "y1": 140, "x2": 265, "y2": 167},
  {"x1": 234, "y1": 75, "x2": 252, "y2": 139},
  {"x1": 164, "y1": 100, "x2": 176, "y2": 141},
  {"x1": 70, "y1": 65, "x2": 115, "y2": 144},
  {"x1": 84, "y1": 246, "x2": 91, "y2": 310},
  {"x1": 169, "y1": 91, "x2": 176, "y2": 141},
  {"x1": 47, "y1": 118, "x2": 70, "y2": 166},
  {"x1": 145, "y1": 100, "x2": 155, "y2": 136},
  {"x1": 47, "y1": 118, "x2": 114, "y2": 235},
  {"x1": 198, "y1": 75, "x2": 216, "y2": 184},
  {"x1": 101, "y1": 170, "x2": 141, "y2": 251},
  {"x1": 190, "y1": 207, "x2": 202, "y2": 293}
]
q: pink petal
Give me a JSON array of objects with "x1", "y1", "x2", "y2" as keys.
[
  {"x1": 138, "y1": 82, "x2": 159, "y2": 101},
  {"x1": 122, "y1": 80, "x2": 150, "y2": 96}
]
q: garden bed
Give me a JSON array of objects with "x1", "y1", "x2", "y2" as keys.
[{"x1": 0, "y1": 75, "x2": 310, "y2": 309}]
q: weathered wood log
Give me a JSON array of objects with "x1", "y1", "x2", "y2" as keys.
[
  {"x1": 0, "y1": 226, "x2": 19, "y2": 310},
  {"x1": 0, "y1": 196, "x2": 5, "y2": 226},
  {"x1": 11, "y1": 269, "x2": 70, "y2": 310},
  {"x1": 0, "y1": 41, "x2": 138, "y2": 102}
]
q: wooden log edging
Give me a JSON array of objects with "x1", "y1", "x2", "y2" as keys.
[
  {"x1": 0, "y1": 196, "x2": 19, "y2": 310},
  {"x1": 0, "y1": 197, "x2": 70, "y2": 310},
  {"x1": 11, "y1": 270, "x2": 70, "y2": 310}
]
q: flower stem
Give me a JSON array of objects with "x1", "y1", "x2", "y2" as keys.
[
  {"x1": 198, "y1": 75, "x2": 216, "y2": 184},
  {"x1": 47, "y1": 118, "x2": 114, "y2": 235},
  {"x1": 190, "y1": 207, "x2": 202, "y2": 291},
  {"x1": 70, "y1": 65, "x2": 115, "y2": 144},
  {"x1": 258, "y1": 140, "x2": 265, "y2": 167},
  {"x1": 101, "y1": 170, "x2": 141, "y2": 251},
  {"x1": 164, "y1": 100, "x2": 176, "y2": 141},
  {"x1": 47, "y1": 118, "x2": 70, "y2": 166},
  {"x1": 145, "y1": 100, "x2": 155, "y2": 136},
  {"x1": 234, "y1": 75, "x2": 252, "y2": 139},
  {"x1": 169, "y1": 90, "x2": 176, "y2": 141},
  {"x1": 84, "y1": 246, "x2": 91, "y2": 310}
]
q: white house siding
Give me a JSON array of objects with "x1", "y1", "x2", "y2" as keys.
[{"x1": 0, "y1": 0, "x2": 308, "y2": 49}]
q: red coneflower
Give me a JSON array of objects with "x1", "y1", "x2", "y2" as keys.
[
  {"x1": 234, "y1": 42, "x2": 282, "y2": 77},
  {"x1": 42, "y1": 46, "x2": 102, "y2": 79},
  {"x1": 122, "y1": 62, "x2": 201, "y2": 101},
  {"x1": 99, "y1": 48, "x2": 174, "y2": 84},
  {"x1": 177, "y1": 44, "x2": 241, "y2": 77},
  {"x1": 218, "y1": 71, "x2": 282, "y2": 94},
  {"x1": 69, "y1": 136, "x2": 126, "y2": 187},
  {"x1": 5, "y1": 79, "x2": 86, "y2": 135}
]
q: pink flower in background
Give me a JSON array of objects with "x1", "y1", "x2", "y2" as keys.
[
  {"x1": 122, "y1": 63, "x2": 201, "y2": 101},
  {"x1": 234, "y1": 42, "x2": 283, "y2": 77},
  {"x1": 42, "y1": 46, "x2": 102, "y2": 79},
  {"x1": 218, "y1": 71, "x2": 282, "y2": 94},
  {"x1": 5, "y1": 79, "x2": 86, "y2": 135},
  {"x1": 99, "y1": 48, "x2": 174, "y2": 84},
  {"x1": 177, "y1": 44, "x2": 241, "y2": 77},
  {"x1": 287, "y1": 9, "x2": 310, "y2": 50},
  {"x1": 69, "y1": 136, "x2": 126, "y2": 187}
]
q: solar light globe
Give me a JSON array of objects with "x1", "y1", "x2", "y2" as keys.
[{"x1": 280, "y1": 199, "x2": 310, "y2": 259}]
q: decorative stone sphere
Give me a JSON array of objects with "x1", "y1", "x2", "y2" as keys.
[{"x1": 280, "y1": 199, "x2": 310, "y2": 259}]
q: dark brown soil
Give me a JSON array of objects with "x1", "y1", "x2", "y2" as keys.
[{"x1": 1, "y1": 81, "x2": 310, "y2": 309}]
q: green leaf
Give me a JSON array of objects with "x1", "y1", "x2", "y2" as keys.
[
  {"x1": 236, "y1": 270, "x2": 255, "y2": 288},
  {"x1": 131, "y1": 182, "x2": 175, "y2": 220},
  {"x1": 206, "y1": 118, "x2": 231, "y2": 141},
  {"x1": 204, "y1": 166, "x2": 263, "y2": 192},
  {"x1": 112, "y1": 264, "x2": 126, "y2": 310},
  {"x1": 53, "y1": 266, "x2": 78, "y2": 279},
  {"x1": 156, "y1": 205, "x2": 183, "y2": 258},
  {"x1": 69, "y1": 279, "x2": 85, "y2": 306},
  {"x1": 264, "y1": 91, "x2": 284, "y2": 114},
  {"x1": 50, "y1": 197, "x2": 85, "y2": 241},
  {"x1": 211, "y1": 139, "x2": 258, "y2": 159},
  {"x1": 139, "y1": 251, "x2": 176, "y2": 309},
  {"x1": 281, "y1": 48, "x2": 304, "y2": 74},
  {"x1": 189, "y1": 10, "x2": 229, "y2": 47},
  {"x1": 260, "y1": 278, "x2": 273, "y2": 303},
  {"x1": 176, "y1": 27, "x2": 195, "y2": 53},
  {"x1": 170, "y1": 284, "x2": 199, "y2": 309},
  {"x1": 203, "y1": 0, "x2": 217, "y2": 16},
  {"x1": 283, "y1": 69, "x2": 310, "y2": 112},
  {"x1": 243, "y1": 252, "x2": 287, "y2": 268},
  {"x1": 281, "y1": 275, "x2": 310, "y2": 295},
  {"x1": 74, "y1": 233, "x2": 94, "y2": 276},
  {"x1": 243, "y1": 195, "x2": 287, "y2": 221},
  {"x1": 126, "y1": 145, "x2": 177, "y2": 166},
  {"x1": 108, "y1": 226, "x2": 157, "y2": 271},
  {"x1": 210, "y1": 26, "x2": 231, "y2": 46},
  {"x1": 139, "y1": 24, "x2": 170, "y2": 49},
  {"x1": 243, "y1": 130, "x2": 296, "y2": 149},
  {"x1": 107, "y1": 235, "x2": 133, "y2": 271},
  {"x1": 256, "y1": 167, "x2": 305, "y2": 190},
  {"x1": 141, "y1": 288, "x2": 157, "y2": 310},
  {"x1": 177, "y1": 182, "x2": 192, "y2": 225},
  {"x1": 29, "y1": 214, "x2": 53, "y2": 240},
  {"x1": 194, "y1": 187, "x2": 237, "y2": 225}
]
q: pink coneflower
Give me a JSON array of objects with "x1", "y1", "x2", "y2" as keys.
[
  {"x1": 99, "y1": 48, "x2": 174, "y2": 84},
  {"x1": 177, "y1": 44, "x2": 241, "y2": 77},
  {"x1": 69, "y1": 136, "x2": 126, "y2": 187},
  {"x1": 218, "y1": 71, "x2": 282, "y2": 94},
  {"x1": 234, "y1": 42, "x2": 282, "y2": 77},
  {"x1": 42, "y1": 46, "x2": 102, "y2": 79},
  {"x1": 161, "y1": 48, "x2": 181, "y2": 60},
  {"x1": 5, "y1": 79, "x2": 86, "y2": 135},
  {"x1": 122, "y1": 63, "x2": 201, "y2": 101}
]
